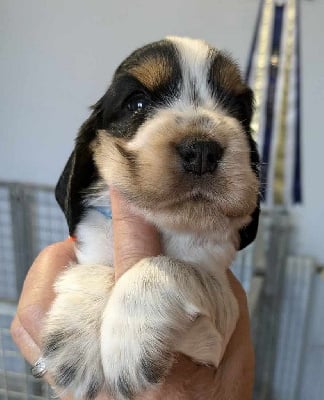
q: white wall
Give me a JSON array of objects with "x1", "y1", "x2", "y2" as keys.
[
  {"x1": 1, "y1": 0, "x2": 323, "y2": 264},
  {"x1": 292, "y1": 0, "x2": 324, "y2": 265},
  {"x1": 0, "y1": 0, "x2": 257, "y2": 184}
]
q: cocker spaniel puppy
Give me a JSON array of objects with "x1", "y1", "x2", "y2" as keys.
[{"x1": 42, "y1": 36, "x2": 260, "y2": 400}]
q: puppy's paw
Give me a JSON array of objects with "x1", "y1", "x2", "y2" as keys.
[
  {"x1": 101, "y1": 256, "x2": 199, "y2": 400},
  {"x1": 42, "y1": 264, "x2": 114, "y2": 399},
  {"x1": 101, "y1": 323, "x2": 173, "y2": 400}
]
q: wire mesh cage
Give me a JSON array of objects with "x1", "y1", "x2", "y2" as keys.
[
  {"x1": 0, "y1": 302, "x2": 56, "y2": 400},
  {"x1": 0, "y1": 182, "x2": 68, "y2": 400},
  {"x1": 0, "y1": 186, "x2": 16, "y2": 302}
]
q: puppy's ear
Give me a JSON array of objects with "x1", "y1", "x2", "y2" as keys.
[
  {"x1": 237, "y1": 86, "x2": 260, "y2": 250},
  {"x1": 235, "y1": 86, "x2": 254, "y2": 131},
  {"x1": 55, "y1": 100, "x2": 104, "y2": 235},
  {"x1": 239, "y1": 202, "x2": 260, "y2": 250}
]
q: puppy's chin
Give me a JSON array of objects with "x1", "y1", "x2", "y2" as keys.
[
  {"x1": 104, "y1": 181, "x2": 256, "y2": 239},
  {"x1": 139, "y1": 196, "x2": 255, "y2": 235}
]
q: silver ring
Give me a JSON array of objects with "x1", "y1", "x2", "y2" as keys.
[{"x1": 31, "y1": 357, "x2": 47, "y2": 378}]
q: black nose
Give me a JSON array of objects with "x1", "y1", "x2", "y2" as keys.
[{"x1": 176, "y1": 139, "x2": 223, "y2": 175}]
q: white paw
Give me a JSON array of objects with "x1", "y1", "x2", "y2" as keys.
[
  {"x1": 42, "y1": 264, "x2": 114, "y2": 399},
  {"x1": 101, "y1": 313, "x2": 175, "y2": 400},
  {"x1": 101, "y1": 256, "x2": 200, "y2": 400},
  {"x1": 101, "y1": 317, "x2": 174, "y2": 400}
]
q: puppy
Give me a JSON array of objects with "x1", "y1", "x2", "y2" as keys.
[{"x1": 42, "y1": 36, "x2": 260, "y2": 400}]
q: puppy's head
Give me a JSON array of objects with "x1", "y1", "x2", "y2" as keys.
[{"x1": 56, "y1": 37, "x2": 260, "y2": 249}]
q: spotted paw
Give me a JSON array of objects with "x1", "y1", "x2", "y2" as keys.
[
  {"x1": 101, "y1": 316, "x2": 174, "y2": 400},
  {"x1": 42, "y1": 264, "x2": 114, "y2": 399},
  {"x1": 102, "y1": 341, "x2": 173, "y2": 400}
]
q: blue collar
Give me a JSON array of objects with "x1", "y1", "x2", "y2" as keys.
[{"x1": 90, "y1": 206, "x2": 112, "y2": 219}]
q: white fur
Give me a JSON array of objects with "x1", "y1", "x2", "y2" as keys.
[
  {"x1": 44, "y1": 208, "x2": 239, "y2": 399},
  {"x1": 44, "y1": 245, "x2": 238, "y2": 399},
  {"x1": 76, "y1": 209, "x2": 113, "y2": 265},
  {"x1": 167, "y1": 36, "x2": 214, "y2": 108}
]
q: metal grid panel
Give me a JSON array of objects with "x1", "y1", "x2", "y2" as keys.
[
  {"x1": 253, "y1": 211, "x2": 294, "y2": 400},
  {"x1": 231, "y1": 212, "x2": 268, "y2": 293},
  {"x1": 0, "y1": 186, "x2": 17, "y2": 301},
  {"x1": 232, "y1": 246, "x2": 255, "y2": 292},
  {"x1": 0, "y1": 303, "x2": 54, "y2": 399},
  {"x1": 31, "y1": 188, "x2": 68, "y2": 255},
  {"x1": 0, "y1": 183, "x2": 67, "y2": 400},
  {"x1": 0, "y1": 183, "x2": 68, "y2": 302},
  {"x1": 273, "y1": 256, "x2": 316, "y2": 400},
  {"x1": 298, "y1": 270, "x2": 324, "y2": 400}
]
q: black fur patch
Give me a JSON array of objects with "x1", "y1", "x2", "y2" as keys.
[
  {"x1": 55, "y1": 363, "x2": 77, "y2": 387},
  {"x1": 86, "y1": 380, "x2": 101, "y2": 399},
  {"x1": 208, "y1": 50, "x2": 254, "y2": 132},
  {"x1": 116, "y1": 374, "x2": 134, "y2": 400},
  {"x1": 140, "y1": 357, "x2": 164, "y2": 384},
  {"x1": 117, "y1": 39, "x2": 182, "y2": 98},
  {"x1": 43, "y1": 331, "x2": 66, "y2": 356},
  {"x1": 100, "y1": 40, "x2": 182, "y2": 140}
]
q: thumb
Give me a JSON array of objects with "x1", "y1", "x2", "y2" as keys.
[{"x1": 110, "y1": 187, "x2": 161, "y2": 279}]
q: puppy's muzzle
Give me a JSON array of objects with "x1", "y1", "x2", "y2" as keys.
[{"x1": 176, "y1": 139, "x2": 223, "y2": 176}]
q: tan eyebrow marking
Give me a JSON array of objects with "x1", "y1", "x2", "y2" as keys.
[
  {"x1": 129, "y1": 56, "x2": 172, "y2": 91},
  {"x1": 209, "y1": 55, "x2": 246, "y2": 94}
]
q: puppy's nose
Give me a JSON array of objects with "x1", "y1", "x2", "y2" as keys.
[{"x1": 176, "y1": 139, "x2": 223, "y2": 175}]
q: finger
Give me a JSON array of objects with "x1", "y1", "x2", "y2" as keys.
[
  {"x1": 110, "y1": 187, "x2": 161, "y2": 279},
  {"x1": 16, "y1": 239, "x2": 75, "y2": 346},
  {"x1": 226, "y1": 270, "x2": 252, "y2": 345},
  {"x1": 227, "y1": 270, "x2": 250, "y2": 320},
  {"x1": 223, "y1": 270, "x2": 254, "y2": 370},
  {"x1": 11, "y1": 317, "x2": 77, "y2": 400},
  {"x1": 11, "y1": 315, "x2": 42, "y2": 366}
]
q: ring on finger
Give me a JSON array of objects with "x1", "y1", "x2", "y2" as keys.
[{"x1": 31, "y1": 357, "x2": 47, "y2": 379}]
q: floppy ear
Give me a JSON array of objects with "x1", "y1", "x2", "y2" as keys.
[
  {"x1": 55, "y1": 100, "x2": 104, "y2": 235},
  {"x1": 237, "y1": 86, "x2": 260, "y2": 250},
  {"x1": 234, "y1": 86, "x2": 254, "y2": 131},
  {"x1": 239, "y1": 201, "x2": 260, "y2": 250}
]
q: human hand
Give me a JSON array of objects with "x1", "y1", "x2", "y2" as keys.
[{"x1": 11, "y1": 189, "x2": 254, "y2": 400}]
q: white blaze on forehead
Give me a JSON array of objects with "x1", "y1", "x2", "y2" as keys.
[{"x1": 167, "y1": 36, "x2": 214, "y2": 107}]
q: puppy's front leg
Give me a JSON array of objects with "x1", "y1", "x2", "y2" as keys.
[
  {"x1": 42, "y1": 264, "x2": 115, "y2": 399},
  {"x1": 101, "y1": 255, "x2": 237, "y2": 400}
]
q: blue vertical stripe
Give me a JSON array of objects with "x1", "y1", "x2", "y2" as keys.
[
  {"x1": 293, "y1": 0, "x2": 302, "y2": 203},
  {"x1": 245, "y1": 0, "x2": 266, "y2": 83},
  {"x1": 260, "y1": 4, "x2": 285, "y2": 201}
]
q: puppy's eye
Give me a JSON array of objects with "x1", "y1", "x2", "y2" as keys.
[{"x1": 126, "y1": 93, "x2": 149, "y2": 112}]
